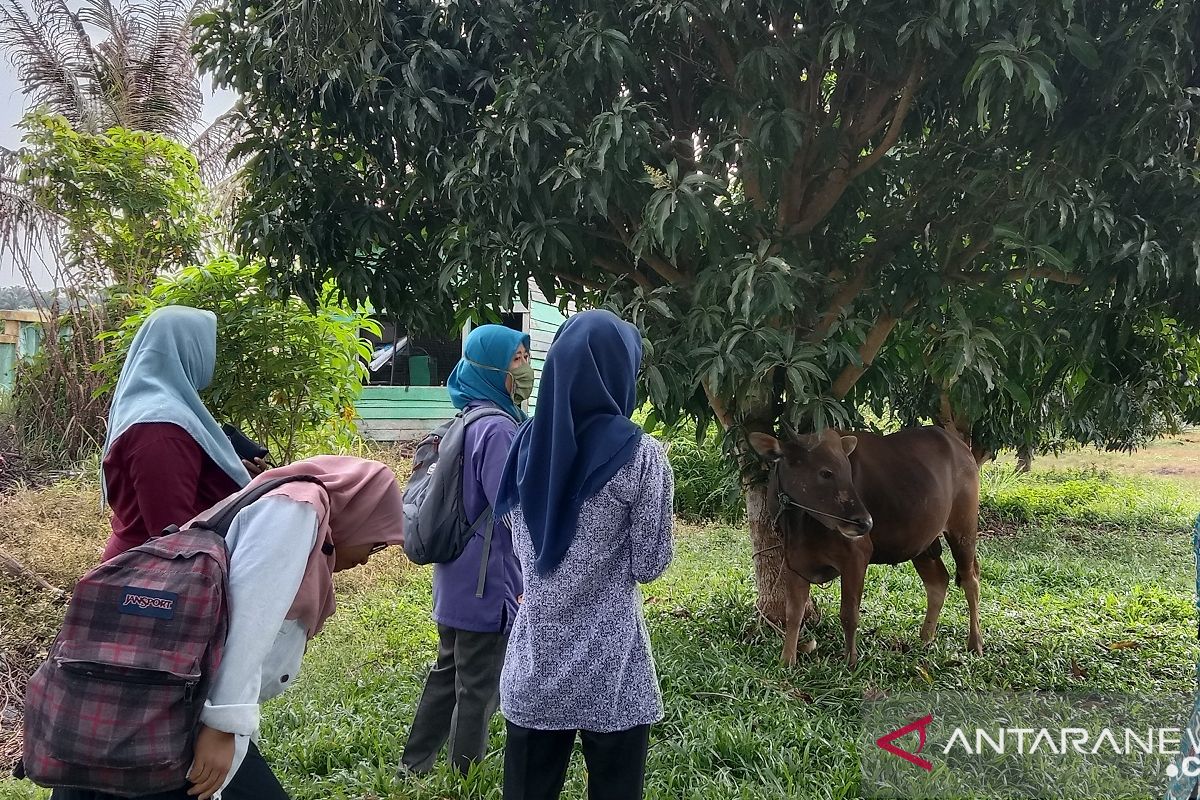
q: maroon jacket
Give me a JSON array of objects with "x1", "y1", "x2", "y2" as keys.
[{"x1": 101, "y1": 422, "x2": 241, "y2": 561}]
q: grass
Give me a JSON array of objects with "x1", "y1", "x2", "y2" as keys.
[
  {"x1": 996, "y1": 431, "x2": 1200, "y2": 491},
  {"x1": 1, "y1": 453, "x2": 1198, "y2": 799}
]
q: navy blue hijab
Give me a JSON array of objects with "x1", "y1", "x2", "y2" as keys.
[{"x1": 495, "y1": 309, "x2": 644, "y2": 576}]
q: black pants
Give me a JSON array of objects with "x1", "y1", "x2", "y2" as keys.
[
  {"x1": 401, "y1": 625, "x2": 508, "y2": 774},
  {"x1": 49, "y1": 741, "x2": 288, "y2": 799},
  {"x1": 503, "y1": 721, "x2": 650, "y2": 800}
]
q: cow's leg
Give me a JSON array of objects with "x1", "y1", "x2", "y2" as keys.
[
  {"x1": 781, "y1": 572, "x2": 815, "y2": 666},
  {"x1": 912, "y1": 543, "x2": 950, "y2": 645},
  {"x1": 839, "y1": 561, "x2": 867, "y2": 668},
  {"x1": 946, "y1": 505, "x2": 984, "y2": 656}
]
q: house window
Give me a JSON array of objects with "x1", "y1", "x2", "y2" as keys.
[
  {"x1": 365, "y1": 312, "x2": 528, "y2": 387},
  {"x1": 365, "y1": 320, "x2": 463, "y2": 387}
]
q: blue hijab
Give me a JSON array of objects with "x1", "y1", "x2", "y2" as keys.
[
  {"x1": 101, "y1": 305, "x2": 250, "y2": 502},
  {"x1": 495, "y1": 309, "x2": 644, "y2": 575},
  {"x1": 447, "y1": 324, "x2": 531, "y2": 421}
]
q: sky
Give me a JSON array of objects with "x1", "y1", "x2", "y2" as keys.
[{"x1": 0, "y1": 1, "x2": 239, "y2": 287}]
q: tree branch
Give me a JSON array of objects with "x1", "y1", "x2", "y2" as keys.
[
  {"x1": 592, "y1": 256, "x2": 652, "y2": 289},
  {"x1": 695, "y1": 18, "x2": 737, "y2": 84},
  {"x1": 556, "y1": 271, "x2": 606, "y2": 291},
  {"x1": 0, "y1": 546, "x2": 66, "y2": 598},
  {"x1": 786, "y1": 59, "x2": 924, "y2": 236},
  {"x1": 737, "y1": 119, "x2": 769, "y2": 212},
  {"x1": 937, "y1": 389, "x2": 961, "y2": 436},
  {"x1": 640, "y1": 251, "x2": 692, "y2": 285},
  {"x1": 949, "y1": 237, "x2": 993, "y2": 272},
  {"x1": 808, "y1": 264, "x2": 869, "y2": 342},
  {"x1": 607, "y1": 207, "x2": 692, "y2": 286},
  {"x1": 830, "y1": 302, "x2": 914, "y2": 399},
  {"x1": 848, "y1": 60, "x2": 923, "y2": 179},
  {"x1": 703, "y1": 379, "x2": 734, "y2": 429}
]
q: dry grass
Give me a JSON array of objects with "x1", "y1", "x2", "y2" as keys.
[
  {"x1": 995, "y1": 430, "x2": 1200, "y2": 489},
  {"x1": 0, "y1": 476, "x2": 108, "y2": 770},
  {"x1": 1, "y1": 478, "x2": 110, "y2": 589},
  {"x1": 0, "y1": 445, "x2": 419, "y2": 771}
]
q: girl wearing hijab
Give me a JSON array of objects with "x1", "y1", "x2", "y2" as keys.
[
  {"x1": 100, "y1": 305, "x2": 262, "y2": 561},
  {"x1": 51, "y1": 456, "x2": 407, "y2": 800},
  {"x1": 401, "y1": 324, "x2": 534, "y2": 776},
  {"x1": 494, "y1": 310, "x2": 675, "y2": 800}
]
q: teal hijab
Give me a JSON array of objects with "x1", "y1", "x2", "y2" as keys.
[
  {"x1": 101, "y1": 306, "x2": 250, "y2": 502},
  {"x1": 447, "y1": 324, "x2": 531, "y2": 421}
]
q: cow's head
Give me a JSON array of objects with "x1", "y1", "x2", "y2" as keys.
[{"x1": 749, "y1": 428, "x2": 874, "y2": 539}]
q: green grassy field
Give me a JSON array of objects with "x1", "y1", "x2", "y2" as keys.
[{"x1": 2, "y1": 462, "x2": 1197, "y2": 799}]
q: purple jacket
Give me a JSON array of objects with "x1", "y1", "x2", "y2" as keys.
[{"x1": 431, "y1": 402, "x2": 523, "y2": 633}]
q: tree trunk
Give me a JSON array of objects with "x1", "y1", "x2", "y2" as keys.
[
  {"x1": 971, "y1": 443, "x2": 994, "y2": 466},
  {"x1": 1016, "y1": 445, "x2": 1033, "y2": 473},
  {"x1": 746, "y1": 483, "x2": 787, "y2": 627}
]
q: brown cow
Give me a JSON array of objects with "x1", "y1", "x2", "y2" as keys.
[{"x1": 749, "y1": 426, "x2": 982, "y2": 667}]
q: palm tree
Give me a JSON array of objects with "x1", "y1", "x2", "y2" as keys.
[{"x1": 0, "y1": 0, "x2": 204, "y2": 141}]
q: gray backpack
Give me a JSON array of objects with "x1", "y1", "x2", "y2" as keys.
[{"x1": 402, "y1": 406, "x2": 513, "y2": 598}]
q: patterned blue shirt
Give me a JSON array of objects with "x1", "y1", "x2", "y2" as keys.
[{"x1": 500, "y1": 434, "x2": 675, "y2": 732}]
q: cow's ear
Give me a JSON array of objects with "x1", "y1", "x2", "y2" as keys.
[
  {"x1": 748, "y1": 432, "x2": 783, "y2": 462},
  {"x1": 840, "y1": 435, "x2": 858, "y2": 455}
]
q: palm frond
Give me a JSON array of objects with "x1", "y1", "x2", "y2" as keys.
[
  {"x1": 124, "y1": 0, "x2": 201, "y2": 138},
  {"x1": 0, "y1": 0, "x2": 90, "y2": 127},
  {"x1": 78, "y1": 0, "x2": 139, "y2": 132},
  {"x1": 190, "y1": 102, "x2": 244, "y2": 186},
  {"x1": 1, "y1": 0, "x2": 205, "y2": 138}
]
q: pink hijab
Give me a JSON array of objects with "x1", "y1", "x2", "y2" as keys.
[{"x1": 196, "y1": 456, "x2": 405, "y2": 638}]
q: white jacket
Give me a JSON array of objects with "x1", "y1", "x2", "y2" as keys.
[{"x1": 196, "y1": 496, "x2": 318, "y2": 798}]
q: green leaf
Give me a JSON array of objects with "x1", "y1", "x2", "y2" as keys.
[{"x1": 1066, "y1": 28, "x2": 1102, "y2": 70}]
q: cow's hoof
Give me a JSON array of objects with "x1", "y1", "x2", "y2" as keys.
[
  {"x1": 845, "y1": 650, "x2": 859, "y2": 668},
  {"x1": 799, "y1": 639, "x2": 817, "y2": 655},
  {"x1": 969, "y1": 637, "x2": 984, "y2": 656},
  {"x1": 920, "y1": 625, "x2": 937, "y2": 645}
]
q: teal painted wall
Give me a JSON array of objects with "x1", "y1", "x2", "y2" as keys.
[
  {"x1": 0, "y1": 316, "x2": 45, "y2": 392},
  {"x1": 354, "y1": 295, "x2": 569, "y2": 440}
]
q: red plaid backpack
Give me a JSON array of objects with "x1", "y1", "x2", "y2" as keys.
[{"x1": 19, "y1": 475, "x2": 323, "y2": 796}]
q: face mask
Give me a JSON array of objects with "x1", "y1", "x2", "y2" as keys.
[
  {"x1": 465, "y1": 356, "x2": 535, "y2": 406},
  {"x1": 509, "y1": 361, "x2": 535, "y2": 405}
]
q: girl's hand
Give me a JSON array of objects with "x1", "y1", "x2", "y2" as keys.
[
  {"x1": 242, "y1": 458, "x2": 268, "y2": 477},
  {"x1": 187, "y1": 725, "x2": 235, "y2": 798}
]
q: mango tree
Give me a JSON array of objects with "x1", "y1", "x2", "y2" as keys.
[{"x1": 199, "y1": 0, "x2": 1200, "y2": 621}]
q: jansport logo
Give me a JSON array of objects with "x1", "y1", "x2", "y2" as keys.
[
  {"x1": 119, "y1": 587, "x2": 178, "y2": 620},
  {"x1": 875, "y1": 714, "x2": 935, "y2": 772},
  {"x1": 123, "y1": 594, "x2": 174, "y2": 610}
]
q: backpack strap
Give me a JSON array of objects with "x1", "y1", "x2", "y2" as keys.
[
  {"x1": 473, "y1": 508, "x2": 495, "y2": 599},
  {"x1": 458, "y1": 405, "x2": 515, "y2": 599},
  {"x1": 190, "y1": 475, "x2": 327, "y2": 538}
]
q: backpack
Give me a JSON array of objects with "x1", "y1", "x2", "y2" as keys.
[
  {"x1": 20, "y1": 474, "x2": 323, "y2": 797},
  {"x1": 402, "y1": 406, "x2": 513, "y2": 598}
]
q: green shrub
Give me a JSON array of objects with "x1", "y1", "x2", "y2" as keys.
[
  {"x1": 980, "y1": 465, "x2": 1195, "y2": 532},
  {"x1": 100, "y1": 255, "x2": 379, "y2": 462},
  {"x1": 641, "y1": 412, "x2": 745, "y2": 523}
]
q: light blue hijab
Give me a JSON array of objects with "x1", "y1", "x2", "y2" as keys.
[
  {"x1": 101, "y1": 305, "x2": 250, "y2": 502},
  {"x1": 447, "y1": 324, "x2": 531, "y2": 421}
]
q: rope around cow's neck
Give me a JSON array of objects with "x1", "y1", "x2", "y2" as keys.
[{"x1": 774, "y1": 491, "x2": 865, "y2": 527}]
